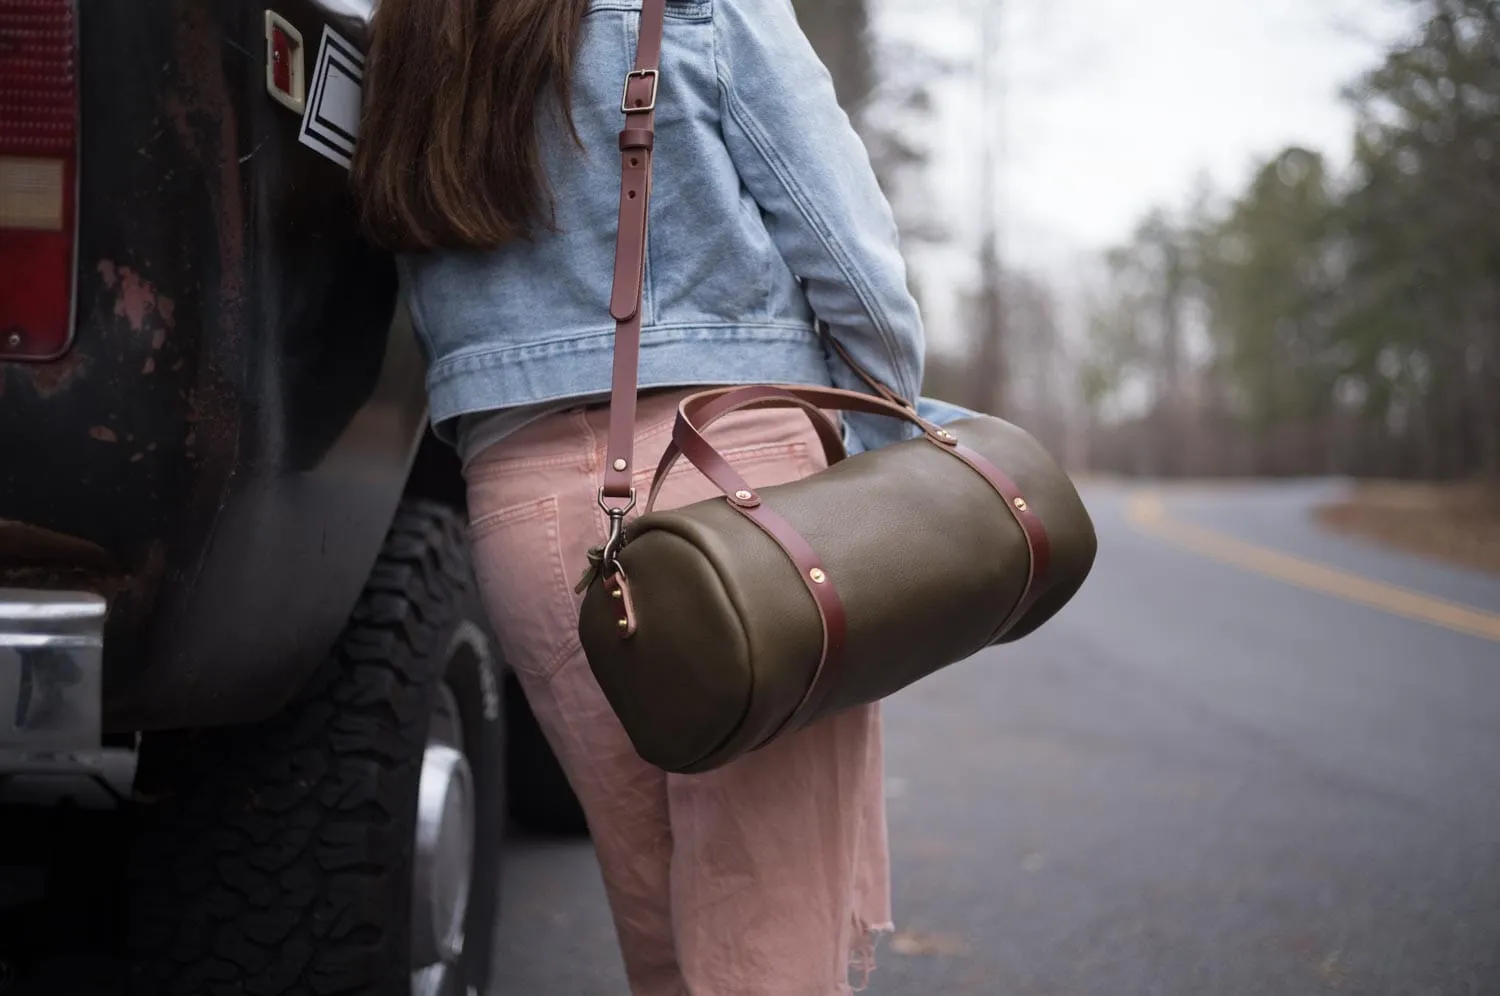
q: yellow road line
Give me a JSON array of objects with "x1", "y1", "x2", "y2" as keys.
[{"x1": 1125, "y1": 492, "x2": 1500, "y2": 643}]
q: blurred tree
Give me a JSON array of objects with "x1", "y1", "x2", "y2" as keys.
[
  {"x1": 1341, "y1": 0, "x2": 1500, "y2": 477},
  {"x1": 1200, "y1": 149, "x2": 1344, "y2": 472},
  {"x1": 1082, "y1": 0, "x2": 1500, "y2": 480}
]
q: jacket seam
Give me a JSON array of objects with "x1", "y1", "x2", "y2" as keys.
[
  {"x1": 427, "y1": 321, "x2": 818, "y2": 373},
  {"x1": 713, "y1": 60, "x2": 916, "y2": 401},
  {"x1": 588, "y1": 0, "x2": 711, "y2": 20}
]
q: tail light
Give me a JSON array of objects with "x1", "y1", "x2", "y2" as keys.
[{"x1": 0, "y1": 0, "x2": 78, "y2": 362}]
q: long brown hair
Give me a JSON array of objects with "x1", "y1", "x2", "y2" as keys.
[{"x1": 350, "y1": 0, "x2": 589, "y2": 253}]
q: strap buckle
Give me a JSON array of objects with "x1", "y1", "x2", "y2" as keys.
[{"x1": 621, "y1": 69, "x2": 659, "y2": 114}]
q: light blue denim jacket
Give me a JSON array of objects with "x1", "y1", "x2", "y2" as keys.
[{"x1": 399, "y1": 0, "x2": 974, "y2": 456}]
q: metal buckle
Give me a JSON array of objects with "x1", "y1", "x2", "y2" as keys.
[
  {"x1": 621, "y1": 69, "x2": 659, "y2": 114},
  {"x1": 597, "y1": 489, "x2": 638, "y2": 573}
]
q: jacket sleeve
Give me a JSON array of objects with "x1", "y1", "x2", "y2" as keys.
[{"x1": 713, "y1": 0, "x2": 926, "y2": 450}]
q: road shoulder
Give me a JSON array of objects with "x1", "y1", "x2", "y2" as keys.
[{"x1": 1313, "y1": 481, "x2": 1500, "y2": 577}]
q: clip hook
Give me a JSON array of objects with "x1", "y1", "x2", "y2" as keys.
[{"x1": 597, "y1": 489, "x2": 637, "y2": 574}]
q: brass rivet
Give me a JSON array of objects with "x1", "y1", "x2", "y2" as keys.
[
  {"x1": 617, "y1": 618, "x2": 629, "y2": 631},
  {"x1": 1014, "y1": 496, "x2": 1029, "y2": 511},
  {"x1": 937, "y1": 430, "x2": 954, "y2": 441},
  {"x1": 611, "y1": 588, "x2": 623, "y2": 599},
  {"x1": 613, "y1": 458, "x2": 628, "y2": 472},
  {"x1": 735, "y1": 489, "x2": 753, "y2": 501},
  {"x1": 809, "y1": 568, "x2": 827, "y2": 584}
]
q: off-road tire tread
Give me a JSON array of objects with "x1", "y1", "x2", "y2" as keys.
[{"x1": 127, "y1": 501, "x2": 471, "y2": 996}]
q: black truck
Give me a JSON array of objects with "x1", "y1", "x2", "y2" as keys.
[{"x1": 0, "y1": 3, "x2": 580, "y2": 992}]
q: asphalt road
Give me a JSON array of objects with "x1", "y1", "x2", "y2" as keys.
[{"x1": 492, "y1": 479, "x2": 1500, "y2": 996}]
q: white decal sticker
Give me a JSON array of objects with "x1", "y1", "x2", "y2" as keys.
[{"x1": 297, "y1": 25, "x2": 364, "y2": 169}]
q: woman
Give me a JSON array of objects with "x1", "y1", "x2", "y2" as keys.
[{"x1": 353, "y1": 0, "x2": 964, "y2": 991}]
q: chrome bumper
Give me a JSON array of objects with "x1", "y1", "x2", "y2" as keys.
[{"x1": 1, "y1": 589, "x2": 107, "y2": 757}]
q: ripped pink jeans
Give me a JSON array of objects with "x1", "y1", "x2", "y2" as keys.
[{"x1": 465, "y1": 390, "x2": 892, "y2": 996}]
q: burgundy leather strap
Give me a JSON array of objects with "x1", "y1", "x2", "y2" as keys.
[
  {"x1": 736, "y1": 499, "x2": 848, "y2": 731},
  {"x1": 680, "y1": 383, "x2": 953, "y2": 440},
  {"x1": 948, "y1": 443, "x2": 1053, "y2": 639},
  {"x1": 601, "y1": 0, "x2": 668, "y2": 502},
  {"x1": 605, "y1": 570, "x2": 639, "y2": 637},
  {"x1": 645, "y1": 387, "x2": 848, "y2": 513},
  {"x1": 822, "y1": 327, "x2": 913, "y2": 410},
  {"x1": 671, "y1": 407, "x2": 848, "y2": 732}
]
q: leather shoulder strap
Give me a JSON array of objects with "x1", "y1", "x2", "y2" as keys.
[
  {"x1": 598, "y1": 0, "x2": 911, "y2": 502},
  {"x1": 601, "y1": 0, "x2": 669, "y2": 503}
]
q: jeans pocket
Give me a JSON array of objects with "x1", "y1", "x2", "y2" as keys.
[{"x1": 468, "y1": 496, "x2": 579, "y2": 685}]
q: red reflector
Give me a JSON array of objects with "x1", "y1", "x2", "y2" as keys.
[
  {"x1": 0, "y1": 0, "x2": 78, "y2": 361},
  {"x1": 264, "y1": 12, "x2": 305, "y2": 114},
  {"x1": 272, "y1": 28, "x2": 292, "y2": 94}
]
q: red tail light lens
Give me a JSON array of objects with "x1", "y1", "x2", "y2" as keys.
[{"x1": 0, "y1": 0, "x2": 79, "y2": 362}]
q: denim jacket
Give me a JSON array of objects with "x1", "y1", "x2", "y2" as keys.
[{"x1": 399, "y1": 0, "x2": 973, "y2": 456}]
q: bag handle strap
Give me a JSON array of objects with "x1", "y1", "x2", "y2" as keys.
[
  {"x1": 644, "y1": 390, "x2": 848, "y2": 514},
  {"x1": 645, "y1": 383, "x2": 953, "y2": 512}
]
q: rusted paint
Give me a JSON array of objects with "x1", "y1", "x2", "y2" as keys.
[
  {"x1": 98, "y1": 259, "x2": 177, "y2": 344},
  {"x1": 164, "y1": 3, "x2": 247, "y2": 335},
  {"x1": 5, "y1": 344, "x2": 89, "y2": 398},
  {"x1": 113, "y1": 266, "x2": 156, "y2": 332},
  {"x1": 146, "y1": 3, "x2": 246, "y2": 480}
]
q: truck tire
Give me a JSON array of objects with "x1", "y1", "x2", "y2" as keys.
[{"x1": 125, "y1": 501, "x2": 504, "y2": 996}]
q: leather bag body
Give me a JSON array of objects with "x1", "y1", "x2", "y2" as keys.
[{"x1": 576, "y1": 0, "x2": 1097, "y2": 774}]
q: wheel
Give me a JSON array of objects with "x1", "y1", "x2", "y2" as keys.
[
  {"x1": 503, "y1": 671, "x2": 589, "y2": 838},
  {"x1": 125, "y1": 501, "x2": 504, "y2": 996}
]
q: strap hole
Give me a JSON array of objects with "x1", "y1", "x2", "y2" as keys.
[
  {"x1": 630, "y1": 157, "x2": 639, "y2": 166},
  {"x1": 628, "y1": 190, "x2": 637, "y2": 199}
]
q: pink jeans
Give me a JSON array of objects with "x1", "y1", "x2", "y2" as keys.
[{"x1": 465, "y1": 390, "x2": 892, "y2": 996}]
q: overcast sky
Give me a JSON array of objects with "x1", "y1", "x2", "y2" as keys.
[{"x1": 874, "y1": 0, "x2": 1415, "y2": 345}]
